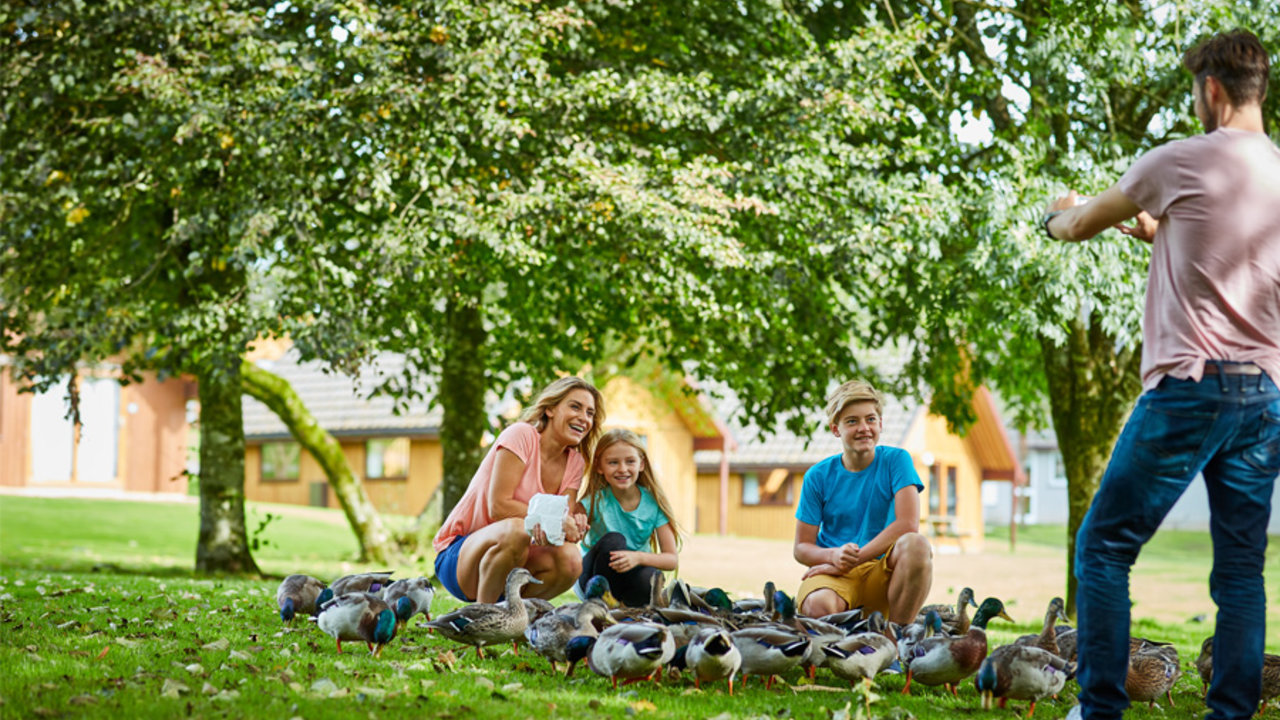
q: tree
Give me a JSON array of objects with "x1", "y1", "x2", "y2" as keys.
[
  {"x1": 1, "y1": 2, "x2": 419, "y2": 571},
  {"x1": 792, "y1": 0, "x2": 1280, "y2": 613}
]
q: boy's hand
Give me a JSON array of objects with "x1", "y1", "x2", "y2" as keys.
[
  {"x1": 608, "y1": 551, "x2": 639, "y2": 573},
  {"x1": 830, "y1": 543, "x2": 860, "y2": 572},
  {"x1": 802, "y1": 563, "x2": 843, "y2": 580}
]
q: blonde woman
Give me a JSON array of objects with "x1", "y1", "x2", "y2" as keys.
[
  {"x1": 576, "y1": 428, "x2": 681, "y2": 607},
  {"x1": 433, "y1": 377, "x2": 605, "y2": 603}
]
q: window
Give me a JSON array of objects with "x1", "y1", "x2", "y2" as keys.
[
  {"x1": 366, "y1": 437, "x2": 410, "y2": 479},
  {"x1": 261, "y1": 442, "x2": 300, "y2": 482},
  {"x1": 946, "y1": 466, "x2": 958, "y2": 517},
  {"x1": 1048, "y1": 454, "x2": 1069, "y2": 489},
  {"x1": 741, "y1": 469, "x2": 794, "y2": 506},
  {"x1": 928, "y1": 464, "x2": 941, "y2": 515}
]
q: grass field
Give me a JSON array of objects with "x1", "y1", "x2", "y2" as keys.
[{"x1": 0, "y1": 495, "x2": 1267, "y2": 719}]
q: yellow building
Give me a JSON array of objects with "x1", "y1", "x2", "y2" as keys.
[{"x1": 693, "y1": 385, "x2": 1022, "y2": 552}]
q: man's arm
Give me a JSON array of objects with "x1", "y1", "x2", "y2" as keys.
[{"x1": 1045, "y1": 186, "x2": 1155, "y2": 243}]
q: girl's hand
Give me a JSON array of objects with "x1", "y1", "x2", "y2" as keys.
[
  {"x1": 562, "y1": 515, "x2": 584, "y2": 544},
  {"x1": 608, "y1": 550, "x2": 639, "y2": 573}
]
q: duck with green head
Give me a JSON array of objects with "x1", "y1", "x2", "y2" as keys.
[
  {"x1": 315, "y1": 592, "x2": 397, "y2": 656},
  {"x1": 902, "y1": 596, "x2": 1013, "y2": 696},
  {"x1": 526, "y1": 598, "x2": 614, "y2": 674},
  {"x1": 975, "y1": 644, "x2": 1074, "y2": 715},
  {"x1": 565, "y1": 621, "x2": 675, "y2": 687},
  {"x1": 382, "y1": 577, "x2": 435, "y2": 632},
  {"x1": 276, "y1": 574, "x2": 327, "y2": 624}
]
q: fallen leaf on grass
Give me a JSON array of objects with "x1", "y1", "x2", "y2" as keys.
[
  {"x1": 501, "y1": 683, "x2": 523, "y2": 693},
  {"x1": 310, "y1": 678, "x2": 338, "y2": 694},
  {"x1": 229, "y1": 650, "x2": 251, "y2": 661},
  {"x1": 202, "y1": 682, "x2": 217, "y2": 696},
  {"x1": 68, "y1": 694, "x2": 97, "y2": 706},
  {"x1": 202, "y1": 638, "x2": 230, "y2": 652},
  {"x1": 114, "y1": 637, "x2": 139, "y2": 648},
  {"x1": 56, "y1": 620, "x2": 78, "y2": 631},
  {"x1": 96, "y1": 646, "x2": 111, "y2": 660},
  {"x1": 629, "y1": 700, "x2": 657, "y2": 713},
  {"x1": 789, "y1": 684, "x2": 848, "y2": 692},
  {"x1": 32, "y1": 707, "x2": 55, "y2": 717},
  {"x1": 161, "y1": 679, "x2": 190, "y2": 698},
  {"x1": 474, "y1": 677, "x2": 495, "y2": 691},
  {"x1": 212, "y1": 689, "x2": 240, "y2": 702},
  {"x1": 184, "y1": 663, "x2": 204, "y2": 674}
]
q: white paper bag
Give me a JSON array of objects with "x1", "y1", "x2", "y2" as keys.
[{"x1": 524, "y1": 493, "x2": 569, "y2": 546}]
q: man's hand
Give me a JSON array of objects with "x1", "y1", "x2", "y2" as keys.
[
  {"x1": 802, "y1": 563, "x2": 845, "y2": 580},
  {"x1": 608, "y1": 550, "x2": 639, "y2": 573},
  {"x1": 1045, "y1": 190, "x2": 1086, "y2": 214},
  {"x1": 1115, "y1": 210, "x2": 1158, "y2": 243},
  {"x1": 830, "y1": 543, "x2": 860, "y2": 572}
]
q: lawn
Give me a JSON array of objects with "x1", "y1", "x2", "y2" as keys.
[{"x1": 0, "y1": 495, "x2": 1260, "y2": 719}]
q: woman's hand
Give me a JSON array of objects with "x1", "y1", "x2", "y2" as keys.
[
  {"x1": 529, "y1": 522, "x2": 549, "y2": 547},
  {"x1": 608, "y1": 550, "x2": 640, "y2": 573}
]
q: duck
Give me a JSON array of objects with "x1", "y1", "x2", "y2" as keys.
[
  {"x1": 1054, "y1": 626, "x2": 1078, "y2": 662},
  {"x1": 818, "y1": 606, "x2": 867, "y2": 633},
  {"x1": 526, "y1": 598, "x2": 613, "y2": 674},
  {"x1": 730, "y1": 624, "x2": 810, "y2": 690},
  {"x1": 566, "y1": 621, "x2": 676, "y2": 688},
  {"x1": 769, "y1": 590, "x2": 841, "y2": 679},
  {"x1": 381, "y1": 577, "x2": 435, "y2": 632},
  {"x1": 424, "y1": 568, "x2": 542, "y2": 658},
  {"x1": 730, "y1": 581, "x2": 778, "y2": 627},
  {"x1": 821, "y1": 611, "x2": 898, "y2": 687},
  {"x1": 315, "y1": 591, "x2": 397, "y2": 656},
  {"x1": 1125, "y1": 638, "x2": 1180, "y2": 708},
  {"x1": 902, "y1": 596, "x2": 1013, "y2": 696},
  {"x1": 975, "y1": 644, "x2": 1075, "y2": 715},
  {"x1": 609, "y1": 572, "x2": 667, "y2": 624},
  {"x1": 556, "y1": 576, "x2": 619, "y2": 617},
  {"x1": 685, "y1": 626, "x2": 742, "y2": 694},
  {"x1": 1196, "y1": 637, "x2": 1280, "y2": 710},
  {"x1": 918, "y1": 586, "x2": 978, "y2": 634},
  {"x1": 898, "y1": 609, "x2": 943, "y2": 667},
  {"x1": 1013, "y1": 597, "x2": 1069, "y2": 657},
  {"x1": 276, "y1": 574, "x2": 328, "y2": 623},
  {"x1": 330, "y1": 571, "x2": 395, "y2": 596}
]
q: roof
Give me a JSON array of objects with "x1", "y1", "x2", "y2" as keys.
[{"x1": 242, "y1": 349, "x2": 444, "y2": 441}]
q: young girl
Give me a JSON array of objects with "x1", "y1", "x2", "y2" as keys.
[{"x1": 576, "y1": 428, "x2": 681, "y2": 607}]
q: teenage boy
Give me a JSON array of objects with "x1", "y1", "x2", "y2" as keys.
[{"x1": 793, "y1": 380, "x2": 933, "y2": 625}]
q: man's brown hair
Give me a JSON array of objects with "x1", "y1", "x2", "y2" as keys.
[{"x1": 1183, "y1": 29, "x2": 1270, "y2": 107}]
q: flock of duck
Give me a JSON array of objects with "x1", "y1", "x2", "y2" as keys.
[{"x1": 276, "y1": 570, "x2": 1280, "y2": 714}]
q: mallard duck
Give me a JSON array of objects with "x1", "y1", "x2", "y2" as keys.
[
  {"x1": 523, "y1": 597, "x2": 556, "y2": 625},
  {"x1": 566, "y1": 621, "x2": 676, "y2": 688},
  {"x1": 918, "y1": 587, "x2": 978, "y2": 634},
  {"x1": 818, "y1": 606, "x2": 866, "y2": 633},
  {"x1": 315, "y1": 592, "x2": 397, "y2": 656},
  {"x1": 557, "y1": 576, "x2": 619, "y2": 617},
  {"x1": 730, "y1": 625, "x2": 810, "y2": 690},
  {"x1": 424, "y1": 568, "x2": 542, "y2": 658},
  {"x1": 276, "y1": 574, "x2": 327, "y2": 623},
  {"x1": 975, "y1": 644, "x2": 1074, "y2": 715},
  {"x1": 821, "y1": 611, "x2": 898, "y2": 687},
  {"x1": 1196, "y1": 637, "x2": 1280, "y2": 710},
  {"x1": 686, "y1": 626, "x2": 742, "y2": 694},
  {"x1": 1013, "y1": 597, "x2": 1069, "y2": 657},
  {"x1": 769, "y1": 590, "x2": 841, "y2": 679},
  {"x1": 648, "y1": 606, "x2": 734, "y2": 646},
  {"x1": 902, "y1": 596, "x2": 1013, "y2": 696},
  {"x1": 382, "y1": 577, "x2": 435, "y2": 631},
  {"x1": 1126, "y1": 639, "x2": 1180, "y2": 708},
  {"x1": 526, "y1": 598, "x2": 613, "y2": 674},
  {"x1": 898, "y1": 609, "x2": 943, "y2": 666},
  {"x1": 330, "y1": 571, "x2": 395, "y2": 596}
]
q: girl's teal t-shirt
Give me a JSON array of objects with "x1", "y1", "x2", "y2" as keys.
[{"x1": 581, "y1": 486, "x2": 669, "y2": 553}]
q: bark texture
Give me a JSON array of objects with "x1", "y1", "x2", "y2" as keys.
[
  {"x1": 240, "y1": 360, "x2": 399, "y2": 564},
  {"x1": 439, "y1": 296, "x2": 489, "y2": 515},
  {"x1": 195, "y1": 360, "x2": 261, "y2": 574},
  {"x1": 1040, "y1": 311, "x2": 1143, "y2": 617}
]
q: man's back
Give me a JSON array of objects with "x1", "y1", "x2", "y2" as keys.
[{"x1": 1119, "y1": 127, "x2": 1280, "y2": 388}]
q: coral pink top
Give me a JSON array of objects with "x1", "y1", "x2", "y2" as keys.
[{"x1": 433, "y1": 422, "x2": 585, "y2": 552}]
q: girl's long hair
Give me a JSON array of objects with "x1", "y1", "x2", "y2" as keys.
[
  {"x1": 581, "y1": 428, "x2": 683, "y2": 551},
  {"x1": 516, "y1": 376, "x2": 606, "y2": 472}
]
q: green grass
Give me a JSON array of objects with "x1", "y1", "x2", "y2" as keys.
[{"x1": 0, "y1": 496, "x2": 1258, "y2": 719}]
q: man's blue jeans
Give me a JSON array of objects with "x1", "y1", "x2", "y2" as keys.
[{"x1": 1075, "y1": 365, "x2": 1280, "y2": 719}]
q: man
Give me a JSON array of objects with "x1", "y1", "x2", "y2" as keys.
[
  {"x1": 1042, "y1": 29, "x2": 1280, "y2": 720},
  {"x1": 793, "y1": 379, "x2": 932, "y2": 625}
]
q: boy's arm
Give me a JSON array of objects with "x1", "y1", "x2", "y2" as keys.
[
  {"x1": 853, "y1": 486, "x2": 920, "y2": 563},
  {"x1": 794, "y1": 521, "x2": 857, "y2": 573}
]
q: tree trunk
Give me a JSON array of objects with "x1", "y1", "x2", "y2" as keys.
[
  {"x1": 439, "y1": 295, "x2": 489, "y2": 516},
  {"x1": 240, "y1": 360, "x2": 399, "y2": 564},
  {"x1": 195, "y1": 360, "x2": 261, "y2": 574},
  {"x1": 1040, "y1": 309, "x2": 1142, "y2": 617}
]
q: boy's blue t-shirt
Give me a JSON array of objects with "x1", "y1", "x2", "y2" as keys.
[
  {"x1": 581, "y1": 486, "x2": 669, "y2": 553},
  {"x1": 795, "y1": 446, "x2": 923, "y2": 550}
]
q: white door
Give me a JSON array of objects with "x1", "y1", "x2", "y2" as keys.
[
  {"x1": 76, "y1": 378, "x2": 119, "y2": 483},
  {"x1": 30, "y1": 382, "x2": 74, "y2": 482}
]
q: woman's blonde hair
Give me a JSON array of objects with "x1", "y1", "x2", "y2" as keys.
[
  {"x1": 581, "y1": 428, "x2": 683, "y2": 551},
  {"x1": 517, "y1": 376, "x2": 606, "y2": 470},
  {"x1": 825, "y1": 379, "x2": 884, "y2": 427}
]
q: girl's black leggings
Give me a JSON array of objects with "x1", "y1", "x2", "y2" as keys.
[{"x1": 578, "y1": 531, "x2": 661, "y2": 608}]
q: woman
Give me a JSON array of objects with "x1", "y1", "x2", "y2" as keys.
[{"x1": 433, "y1": 377, "x2": 605, "y2": 603}]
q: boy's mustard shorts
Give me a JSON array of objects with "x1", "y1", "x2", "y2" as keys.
[{"x1": 796, "y1": 543, "x2": 894, "y2": 616}]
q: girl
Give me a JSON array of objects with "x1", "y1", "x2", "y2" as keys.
[{"x1": 576, "y1": 428, "x2": 681, "y2": 607}]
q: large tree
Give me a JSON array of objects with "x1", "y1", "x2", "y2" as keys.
[
  {"x1": 794, "y1": 0, "x2": 1280, "y2": 613},
  {"x1": 1, "y1": 2, "x2": 417, "y2": 570}
]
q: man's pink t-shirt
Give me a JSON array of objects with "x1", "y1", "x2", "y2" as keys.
[
  {"x1": 1117, "y1": 127, "x2": 1280, "y2": 389},
  {"x1": 432, "y1": 422, "x2": 585, "y2": 552}
]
